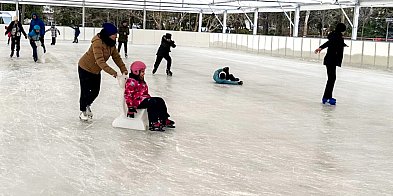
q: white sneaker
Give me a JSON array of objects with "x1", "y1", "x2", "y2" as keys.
[
  {"x1": 79, "y1": 111, "x2": 88, "y2": 121},
  {"x1": 86, "y1": 106, "x2": 93, "y2": 119}
]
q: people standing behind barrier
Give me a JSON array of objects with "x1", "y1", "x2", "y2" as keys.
[
  {"x1": 45, "y1": 25, "x2": 60, "y2": 45},
  {"x1": 71, "y1": 25, "x2": 80, "y2": 43},
  {"x1": 77, "y1": 23, "x2": 128, "y2": 121},
  {"x1": 152, "y1": 33, "x2": 176, "y2": 76},
  {"x1": 28, "y1": 25, "x2": 42, "y2": 62},
  {"x1": 213, "y1": 67, "x2": 243, "y2": 85},
  {"x1": 125, "y1": 61, "x2": 175, "y2": 131},
  {"x1": 5, "y1": 16, "x2": 27, "y2": 58},
  {"x1": 118, "y1": 20, "x2": 130, "y2": 58},
  {"x1": 314, "y1": 23, "x2": 348, "y2": 105},
  {"x1": 29, "y1": 13, "x2": 46, "y2": 53}
]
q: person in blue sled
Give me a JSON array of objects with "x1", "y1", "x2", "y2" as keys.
[{"x1": 213, "y1": 67, "x2": 243, "y2": 85}]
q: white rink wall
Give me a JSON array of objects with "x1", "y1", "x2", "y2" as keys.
[
  {"x1": 1, "y1": 24, "x2": 392, "y2": 69},
  {"x1": 0, "y1": 24, "x2": 210, "y2": 48},
  {"x1": 210, "y1": 33, "x2": 393, "y2": 70}
]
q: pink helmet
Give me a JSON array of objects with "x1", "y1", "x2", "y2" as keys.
[{"x1": 130, "y1": 61, "x2": 146, "y2": 75}]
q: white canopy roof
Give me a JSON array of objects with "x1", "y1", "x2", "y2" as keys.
[{"x1": 0, "y1": 0, "x2": 392, "y2": 14}]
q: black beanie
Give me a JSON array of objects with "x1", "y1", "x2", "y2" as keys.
[{"x1": 335, "y1": 23, "x2": 346, "y2": 33}]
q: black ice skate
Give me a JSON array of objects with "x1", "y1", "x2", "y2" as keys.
[
  {"x1": 149, "y1": 122, "x2": 165, "y2": 132},
  {"x1": 166, "y1": 69, "x2": 173, "y2": 76},
  {"x1": 163, "y1": 119, "x2": 175, "y2": 128}
]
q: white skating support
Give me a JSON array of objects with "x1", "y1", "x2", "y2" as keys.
[
  {"x1": 35, "y1": 40, "x2": 45, "y2": 63},
  {"x1": 112, "y1": 109, "x2": 149, "y2": 131},
  {"x1": 112, "y1": 75, "x2": 149, "y2": 131}
]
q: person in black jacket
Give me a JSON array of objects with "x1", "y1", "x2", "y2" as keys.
[
  {"x1": 315, "y1": 23, "x2": 348, "y2": 105},
  {"x1": 71, "y1": 25, "x2": 80, "y2": 43},
  {"x1": 5, "y1": 16, "x2": 27, "y2": 58},
  {"x1": 152, "y1": 33, "x2": 176, "y2": 76}
]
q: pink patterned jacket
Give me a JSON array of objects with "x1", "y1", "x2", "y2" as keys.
[{"x1": 124, "y1": 78, "x2": 151, "y2": 108}]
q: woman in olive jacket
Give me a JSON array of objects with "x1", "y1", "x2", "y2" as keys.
[{"x1": 78, "y1": 23, "x2": 128, "y2": 120}]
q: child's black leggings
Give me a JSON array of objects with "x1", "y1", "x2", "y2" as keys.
[{"x1": 138, "y1": 97, "x2": 169, "y2": 123}]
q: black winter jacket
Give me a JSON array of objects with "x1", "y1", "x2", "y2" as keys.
[
  {"x1": 319, "y1": 31, "x2": 348, "y2": 67},
  {"x1": 156, "y1": 35, "x2": 176, "y2": 56},
  {"x1": 5, "y1": 21, "x2": 27, "y2": 38}
]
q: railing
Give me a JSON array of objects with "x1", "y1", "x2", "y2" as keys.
[
  {"x1": 210, "y1": 33, "x2": 393, "y2": 69},
  {"x1": 1, "y1": 24, "x2": 392, "y2": 69}
]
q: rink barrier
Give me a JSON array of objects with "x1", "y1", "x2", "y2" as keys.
[
  {"x1": 0, "y1": 24, "x2": 391, "y2": 69},
  {"x1": 209, "y1": 33, "x2": 393, "y2": 70}
]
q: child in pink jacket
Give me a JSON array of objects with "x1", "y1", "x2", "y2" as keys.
[{"x1": 124, "y1": 61, "x2": 175, "y2": 131}]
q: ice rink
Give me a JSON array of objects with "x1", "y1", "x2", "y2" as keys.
[{"x1": 1, "y1": 40, "x2": 393, "y2": 195}]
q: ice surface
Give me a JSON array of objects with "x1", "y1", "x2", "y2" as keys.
[{"x1": 1, "y1": 40, "x2": 393, "y2": 195}]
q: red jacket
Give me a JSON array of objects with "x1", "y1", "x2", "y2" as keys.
[{"x1": 124, "y1": 78, "x2": 151, "y2": 108}]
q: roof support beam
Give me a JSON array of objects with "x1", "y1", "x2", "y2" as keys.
[
  {"x1": 82, "y1": 1, "x2": 85, "y2": 27},
  {"x1": 293, "y1": 5, "x2": 300, "y2": 37},
  {"x1": 253, "y1": 8, "x2": 258, "y2": 35},
  {"x1": 198, "y1": 11, "x2": 203, "y2": 32},
  {"x1": 352, "y1": 4, "x2": 360, "y2": 40},
  {"x1": 143, "y1": 0, "x2": 147, "y2": 29},
  {"x1": 15, "y1": 0, "x2": 19, "y2": 18},
  {"x1": 339, "y1": 4, "x2": 353, "y2": 27},
  {"x1": 222, "y1": 10, "x2": 227, "y2": 33},
  {"x1": 143, "y1": 9, "x2": 146, "y2": 29}
]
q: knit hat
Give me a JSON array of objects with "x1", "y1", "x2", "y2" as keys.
[
  {"x1": 335, "y1": 23, "x2": 346, "y2": 33},
  {"x1": 102, "y1": 23, "x2": 118, "y2": 35}
]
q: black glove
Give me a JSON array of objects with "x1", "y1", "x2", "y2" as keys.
[
  {"x1": 127, "y1": 107, "x2": 137, "y2": 118},
  {"x1": 238, "y1": 81, "x2": 243, "y2": 85}
]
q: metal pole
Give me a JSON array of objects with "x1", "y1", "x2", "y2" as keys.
[
  {"x1": 253, "y1": 9, "x2": 258, "y2": 35},
  {"x1": 293, "y1": 5, "x2": 300, "y2": 37},
  {"x1": 289, "y1": 12, "x2": 292, "y2": 36},
  {"x1": 143, "y1": 9, "x2": 146, "y2": 29},
  {"x1": 198, "y1": 12, "x2": 203, "y2": 32},
  {"x1": 223, "y1": 10, "x2": 227, "y2": 34},
  {"x1": 143, "y1": 0, "x2": 146, "y2": 29},
  {"x1": 15, "y1": 0, "x2": 19, "y2": 17},
  {"x1": 386, "y1": 22, "x2": 389, "y2": 41},
  {"x1": 352, "y1": 4, "x2": 360, "y2": 40},
  {"x1": 82, "y1": 6, "x2": 85, "y2": 27}
]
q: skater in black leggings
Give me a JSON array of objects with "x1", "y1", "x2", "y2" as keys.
[{"x1": 315, "y1": 23, "x2": 347, "y2": 105}]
